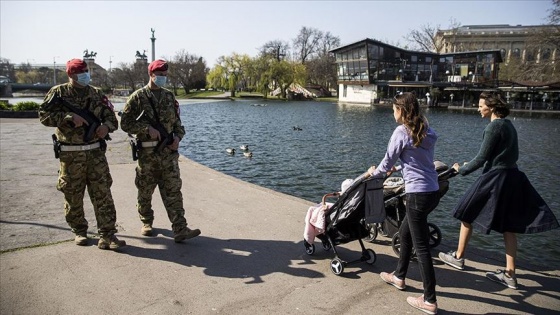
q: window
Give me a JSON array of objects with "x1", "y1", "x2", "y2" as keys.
[
  {"x1": 526, "y1": 49, "x2": 535, "y2": 62},
  {"x1": 500, "y1": 49, "x2": 506, "y2": 59},
  {"x1": 541, "y1": 48, "x2": 551, "y2": 61},
  {"x1": 368, "y1": 44, "x2": 379, "y2": 59}
]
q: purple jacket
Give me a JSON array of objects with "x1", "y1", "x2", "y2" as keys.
[{"x1": 372, "y1": 124, "x2": 439, "y2": 193}]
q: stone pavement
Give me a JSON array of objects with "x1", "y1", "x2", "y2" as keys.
[{"x1": 0, "y1": 118, "x2": 559, "y2": 315}]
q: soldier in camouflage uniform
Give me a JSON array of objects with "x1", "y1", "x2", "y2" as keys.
[
  {"x1": 120, "y1": 59, "x2": 200, "y2": 243},
  {"x1": 39, "y1": 59, "x2": 126, "y2": 250}
]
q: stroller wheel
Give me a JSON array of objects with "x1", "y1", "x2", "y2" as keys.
[
  {"x1": 330, "y1": 258, "x2": 344, "y2": 275},
  {"x1": 304, "y1": 240, "x2": 315, "y2": 255},
  {"x1": 364, "y1": 223, "x2": 378, "y2": 242},
  {"x1": 365, "y1": 248, "x2": 377, "y2": 264},
  {"x1": 391, "y1": 232, "x2": 417, "y2": 258},
  {"x1": 428, "y1": 223, "x2": 442, "y2": 248}
]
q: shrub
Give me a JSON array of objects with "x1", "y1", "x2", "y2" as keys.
[
  {"x1": 0, "y1": 100, "x2": 11, "y2": 110},
  {"x1": 12, "y1": 101, "x2": 41, "y2": 111}
]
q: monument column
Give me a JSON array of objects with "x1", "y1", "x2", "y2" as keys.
[{"x1": 151, "y1": 28, "x2": 156, "y2": 62}]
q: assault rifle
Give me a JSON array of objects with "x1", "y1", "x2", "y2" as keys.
[
  {"x1": 136, "y1": 110, "x2": 175, "y2": 153},
  {"x1": 45, "y1": 92, "x2": 111, "y2": 143},
  {"x1": 152, "y1": 122, "x2": 175, "y2": 153}
]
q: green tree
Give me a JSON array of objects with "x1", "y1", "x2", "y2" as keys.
[
  {"x1": 212, "y1": 53, "x2": 251, "y2": 97},
  {"x1": 271, "y1": 61, "x2": 307, "y2": 99}
]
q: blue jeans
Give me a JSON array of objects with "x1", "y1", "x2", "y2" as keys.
[{"x1": 394, "y1": 191, "x2": 440, "y2": 303}]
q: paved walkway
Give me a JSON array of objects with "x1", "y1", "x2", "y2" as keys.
[{"x1": 0, "y1": 118, "x2": 559, "y2": 315}]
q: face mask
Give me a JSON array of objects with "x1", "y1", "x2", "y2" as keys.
[
  {"x1": 76, "y1": 72, "x2": 90, "y2": 86},
  {"x1": 153, "y1": 75, "x2": 167, "y2": 87}
]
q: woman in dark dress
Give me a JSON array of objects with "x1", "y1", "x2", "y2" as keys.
[{"x1": 439, "y1": 91, "x2": 559, "y2": 290}]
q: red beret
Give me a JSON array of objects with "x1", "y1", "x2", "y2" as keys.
[
  {"x1": 66, "y1": 59, "x2": 88, "y2": 75},
  {"x1": 148, "y1": 59, "x2": 168, "y2": 73}
]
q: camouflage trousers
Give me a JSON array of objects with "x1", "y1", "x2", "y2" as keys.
[
  {"x1": 56, "y1": 148, "x2": 118, "y2": 237},
  {"x1": 135, "y1": 149, "x2": 187, "y2": 233}
]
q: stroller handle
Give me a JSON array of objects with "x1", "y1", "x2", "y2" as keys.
[
  {"x1": 438, "y1": 167, "x2": 458, "y2": 179},
  {"x1": 322, "y1": 192, "x2": 340, "y2": 205}
]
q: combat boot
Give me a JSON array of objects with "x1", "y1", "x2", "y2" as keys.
[
  {"x1": 174, "y1": 226, "x2": 201, "y2": 243},
  {"x1": 98, "y1": 235, "x2": 126, "y2": 250},
  {"x1": 74, "y1": 234, "x2": 88, "y2": 246},
  {"x1": 141, "y1": 224, "x2": 153, "y2": 236}
]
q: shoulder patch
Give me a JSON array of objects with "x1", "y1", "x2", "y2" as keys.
[
  {"x1": 102, "y1": 95, "x2": 114, "y2": 111},
  {"x1": 175, "y1": 100, "x2": 180, "y2": 116}
]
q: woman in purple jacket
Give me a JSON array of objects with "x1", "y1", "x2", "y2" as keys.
[{"x1": 368, "y1": 92, "x2": 440, "y2": 315}]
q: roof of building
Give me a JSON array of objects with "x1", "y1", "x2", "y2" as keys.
[{"x1": 330, "y1": 38, "x2": 503, "y2": 62}]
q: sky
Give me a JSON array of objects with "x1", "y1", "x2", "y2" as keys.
[{"x1": 0, "y1": 0, "x2": 555, "y2": 71}]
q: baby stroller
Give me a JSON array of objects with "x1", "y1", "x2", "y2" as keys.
[
  {"x1": 303, "y1": 173, "x2": 386, "y2": 276},
  {"x1": 364, "y1": 161, "x2": 457, "y2": 257}
]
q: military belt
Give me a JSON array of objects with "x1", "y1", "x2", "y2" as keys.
[
  {"x1": 140, "y1": 140, "x2": 158, "y2": 148},
  {"x1": 60, "y1": 142, "x2": 101, "y2": 152}
]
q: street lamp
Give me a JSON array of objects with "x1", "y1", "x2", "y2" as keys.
[
  {"x1": 53, "y1": 56, "x2": 59, "y2": 85},
  {"x1": 426, "y1": 92, "x2": 431, "y2": 106},
  {"x1": 543, "y1": 93, "x2": 549, "y2": 110},
  {"x1": 109, "y1": 56, "x2": 114, "y2": 72},
  {"x1": 450, "y1": 93, "x2": 454, "y2": 106},
  {"x1": 462, "y1": 85, "x2": 467, "y2": 108}
]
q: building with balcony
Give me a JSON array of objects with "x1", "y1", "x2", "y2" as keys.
[{"x1": 330, "y1": 38, "x2": 503, "y2": 106}]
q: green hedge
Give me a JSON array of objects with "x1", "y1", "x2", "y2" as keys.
[
  {"x1": 11, "y1": 101, "x2": 41, "y2": 111},
  {"x1": 0, "y1": 100, "x2": 11, "y2": 110}
]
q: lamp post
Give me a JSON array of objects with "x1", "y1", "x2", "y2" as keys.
[
  {"x1": 450, "y1": 93, "x2": 454, "y2": 106},
  {"x1": 426, "y1": 92, "x2": 431, "y2": 106},
  {"x1": 462, "y1": 85, "x2": 467, "y2": 108},
  {"x1": 543, "y1": 93, "x2": 549, "y2": 110},
  {"x1": 53, "y1": 56, "x2": 59, "y2": 85},
  {"x1": 445, "y1": 70, "x2": 450, "y2": 82},
  {"x1": 109, "y1": 56, "x2": 114, "y2": 72}
]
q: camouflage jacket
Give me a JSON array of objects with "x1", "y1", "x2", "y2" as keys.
[
  {"x1": 120, "y1": 86, "x2": 185, "y2": 141},
  {"x1": 38, "y1": 83, "x2": 117, "y2": 144}
]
